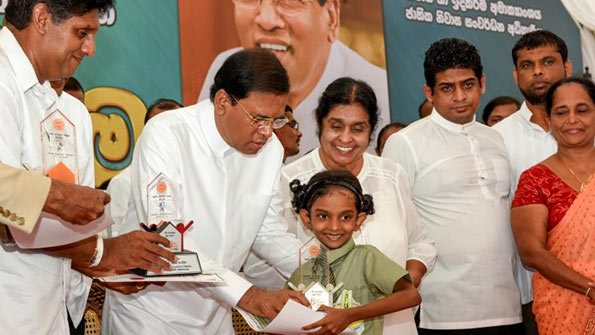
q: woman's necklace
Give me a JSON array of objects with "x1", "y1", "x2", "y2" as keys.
[{"x1": 558, "y1": 153, "x2": 593, "y2": 192}]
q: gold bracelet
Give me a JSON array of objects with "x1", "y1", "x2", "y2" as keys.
[{"x1": 88, "y1": 234, "x2": 100, "y2": 266}]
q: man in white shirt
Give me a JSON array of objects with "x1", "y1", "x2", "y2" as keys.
[
  {"x1": 493, "y1": 30, "x2": 572, "y2": 335},
  {"x1": 0, "y1": 2, "x2": 176, "y2": 333},
  {"x1": 274, "y1": 105, "x2": 303, "y2": 163},
  {"x1": 107, "y1": 98, "x2": 183, "y2": 236},
  {"x1": 199, "y1": 0, "x2": 389, "y2": 162},
  {"x1": 103, "y1": 48, "x2": 309, "y2": 334},
  {"x1": 382, "y1": 38, "x2": 522, "y2": 334},
  {"x1": 49, "y1": 77, "x2": 96, "y2": 334}
]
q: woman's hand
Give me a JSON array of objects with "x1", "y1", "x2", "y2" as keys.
[{"x1": 302, "y1": 305, "x2": 354, "y2": 335}]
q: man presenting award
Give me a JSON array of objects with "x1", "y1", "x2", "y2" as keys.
[{"x1": 103, "y1": 49, "x2": 309, "y2": 334}]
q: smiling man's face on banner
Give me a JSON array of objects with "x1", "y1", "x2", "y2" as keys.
[{"x1": 232, "y1": 0, "x2": 339, "y2": 105}]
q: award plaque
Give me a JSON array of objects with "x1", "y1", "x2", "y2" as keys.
[
  {"x1": 133, "y1": 173, "x2": 201, "y2": 277},
  {"x1": 287, "y1": 237, "x2": 343, "y2": 310},
  {"x1": 40, "y1": 110, "x2": 78, "y2": 184},
  {"x1": 146, "y1": 173, "x2": 178, "y2": 225}
]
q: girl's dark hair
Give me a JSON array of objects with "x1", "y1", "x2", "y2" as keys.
[
  {"x1": 546, "y1": 77, "x2": 595, "y2": 116},
  {"x1": 290, "y1": 170, "x2": 375, "y2": 215},
  {"x1": 315, "y1": 77, "x2": 379, "y2": 142}
]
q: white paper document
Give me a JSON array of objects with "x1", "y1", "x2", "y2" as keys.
[
  {"x1": 97, "y1": 272, "x2": 224, "y2": 283},
  {"x1": 10, "y1": 206, "x2": 115, "y2": 249},
  {"x1": 237, "y1": 299, "x2": 354, "y2": 335}
]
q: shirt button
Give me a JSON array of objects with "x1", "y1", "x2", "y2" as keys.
[
  {"x1": 17, "y1": 217, "x2": 25, "y2": 226},
  {"x1": 2, "y1": 209, "x2": 10, "y2": 218},
  {"x1": 9, "y1": 213, "x2": 17, "y2": 221}
]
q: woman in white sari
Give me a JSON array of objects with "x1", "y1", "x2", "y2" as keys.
[{"x1": 245, "y1": 77, "x2": 436, "y2": 335}]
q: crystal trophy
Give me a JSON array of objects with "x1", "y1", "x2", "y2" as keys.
[
  {"x1": 40, "y1": 110, "x2": 78, "y2": 184},
  {"x1": 133, "y1": 173, "x2": 201, "y2": 277},
  {"x1": 288, "y1": 237, "x2": 343, "y2": 310}
]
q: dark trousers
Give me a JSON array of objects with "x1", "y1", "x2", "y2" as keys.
[
  {"x1": 68, "y1": 310, "x2": 85, "y2": 335},
  {"x1": 521, "y1": 302, "x2": 538, "y2": 335},
  {"x1": 418, "y1": 323, "x2": 524, "y2": 335}
]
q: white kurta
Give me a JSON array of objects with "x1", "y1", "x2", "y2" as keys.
[
  {"x1": 105, "y1": 165, "x2": 131, "y2": 238},
  {"x1": 382, "y1": 110, "x2": 522, "y2": 330},
  {"x1": 56, "y1": 92, "x2": 95, "y2": 327},
  {"x1": 102, "y1": 100, "x2": 302, "y2": 334},
  {"x1": 243, "y1": 149, "x2": 437, "y2": 335},
  {"x1": 0, "y1": 27, "x2": 92, "y2": 334},
  {"x1": 493, "y1": 102, "x2": 558, "y2": 305},
  {"x1": 199, "y1": 41, "x2": 391, "y2": 163}
]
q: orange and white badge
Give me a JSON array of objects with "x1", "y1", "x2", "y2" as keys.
[
  {"x1": 40, "y1": 109, "x2": 78, "y2": 184},
  {"x1": 146, "y1": 173, "x2": 179, "y2": 226}
]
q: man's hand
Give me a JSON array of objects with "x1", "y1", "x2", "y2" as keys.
[
  {"x1": 237, "y1": 286, "x2": 310, "y2": 320},
  {"x1": 97, "y1": 231, "x2": 177, "y2": 274},
  {"x1": 43, "y1": 179, "x2": 110, "y2": 225}
]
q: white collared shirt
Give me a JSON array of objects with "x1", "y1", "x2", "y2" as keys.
[
  {"x1": 103, "y1": 100, "x2": 302, "y2": 335},
  {"x1": 198, "y1": 41, "x2": 390, "y2": 163},
  {"x1": 56, "y1": 92, "x2": 95, "y2": 327},
  {"x1": 243, "y1": 148, "x2": 436, "y2": 335},
  {"x1": 493, "y1": 102, "x2": 558, "y2": 305},
  {"x1": 105, "y1": 165, "x2": 131, "y2": 237},
  {"x1": 382, "y1": 110, "x2": 521, "y2": 330},
  {"x1": 0, "y1": 27, "x2": 93, "y2": 334}
]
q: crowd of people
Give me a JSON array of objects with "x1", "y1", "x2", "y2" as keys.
[{"x1": 0, "y1": 1, "x2": 594, "y2": 335}]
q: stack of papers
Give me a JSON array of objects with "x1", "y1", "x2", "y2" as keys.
[
  {"x1": 237, "y1": 299, "x2": 354, "y2": 335},
  {"x1": 97, "y1": 272, "x2": 224, "y2": 283}
]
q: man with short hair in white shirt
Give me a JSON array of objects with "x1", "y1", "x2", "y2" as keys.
[
  {"x1": 493, "y1": 30, "x2": 572, "y2": 335},
  {"x1": 0, "y1": 2, "x2": 176, "y2": 333},
  {"x1": 103, "y1": 48, "x2": 309, "y2": 334},
  {"x1": 382, "y1": 38, "x2": 522, "y2": 334}
]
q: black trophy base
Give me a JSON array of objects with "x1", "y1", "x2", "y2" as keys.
[{"x1": 132, "y1": 250, "x2": 202, "y2": 277}]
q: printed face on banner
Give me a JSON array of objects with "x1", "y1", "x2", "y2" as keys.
[
  {"x1": 513, "y1": 44, "x2": 571, "y2": 105},
  {"x1": 232, "y1": 0, "x2": 339, "y2": 102},
  {"x1": 425, "y1": 68, "x2": 485, "y2": 125}
]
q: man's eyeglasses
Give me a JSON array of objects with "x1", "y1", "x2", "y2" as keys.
[
  {"x1": 230, "y1": 94, "x2": 288, "y2": 130},
  {"x1": 285, "y1": 120, "x2": 299, "y2": 131},
  {"x1": 232, "y1": 0, "x2": 313, "y2": 17}
]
